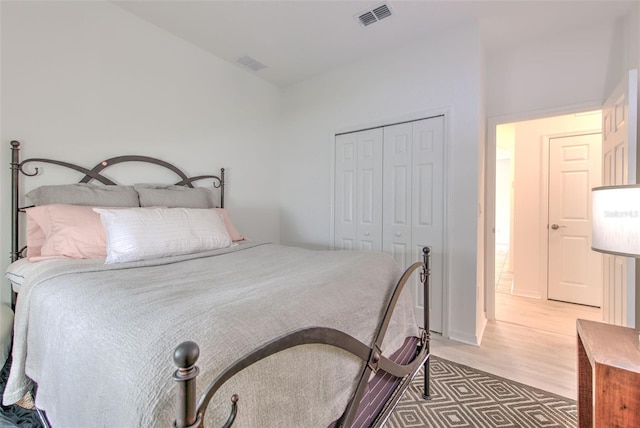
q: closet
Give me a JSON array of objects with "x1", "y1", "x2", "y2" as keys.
[{"x1": 334, "y1": 115, "x2": 445, "y2": 333}]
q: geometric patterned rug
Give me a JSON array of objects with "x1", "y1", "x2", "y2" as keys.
[{"x1": 386, "y1": 356, "x2": 577, "y2": 428}]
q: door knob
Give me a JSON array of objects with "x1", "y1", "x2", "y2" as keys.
[{"x1": 551, "y1": 224, "x2": 566, "y2": 230}]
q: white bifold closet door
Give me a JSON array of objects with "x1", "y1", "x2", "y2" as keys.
[
  {"x1": 334, "y1": 128, "x2": 383, "y2": 251},
  {"x1": 334, "y1": 116, "x2": 445, "y2": 333},
  {"x1": 383, "y1": 118, "x2": 444, "y2": 332}
]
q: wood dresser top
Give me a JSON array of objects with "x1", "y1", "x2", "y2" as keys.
[{"x1": 577, "y1": 319, "x2": 640, "y2": 373}]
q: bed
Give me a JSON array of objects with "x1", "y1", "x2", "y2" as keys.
[{"x1": 3, "y1": 140, "x2": 431, "y2": 428}]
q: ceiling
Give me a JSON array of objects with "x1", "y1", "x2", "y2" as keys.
[{"x1": 112, "y1": 1, "x2": 637, "y2": 88}]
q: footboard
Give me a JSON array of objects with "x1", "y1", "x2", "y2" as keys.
[{"x1": 173, "y1": 248, "x2": 431, "y2": 428}]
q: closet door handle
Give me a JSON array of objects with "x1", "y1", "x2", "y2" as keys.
[
  {"x1": 364, "y1": 231, "x2": 370, "y2": 236},
  {"x1": 395, "y1": 232, "x2": 402, "y2": 237}
]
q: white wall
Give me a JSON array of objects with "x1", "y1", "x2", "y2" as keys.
[
  {"x1": 279, "y1": 24, "x2": 483, "y2": 344},
  {"x1": 0, "y1": 0, "x2": 5, "y2": 310},
  {"x1": 495, "y1": 157, "x2": 511, "y2": 245},
  {"x1": 0, "y1": 1, "x2": 282, "y2": 304},
  {"x1": 496, "y1": 124, "x2": 516, "y2": 254},
  {"x1": 476, "y1": 37, "x2": 487, "y2": 341},
  {"x1": 487, "y1": 22, "x2": 617, "y2": 118},
  {"x1": 611, "y1": 2, "x2": 639, "y2": 97},
  {"x1": 632, "y1": 3, "x2": 640, "y2": 72}
]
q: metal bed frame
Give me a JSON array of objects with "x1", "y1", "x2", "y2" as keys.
[{"x1": 8, "y1": 140, "x2": 431, "y2": 428}]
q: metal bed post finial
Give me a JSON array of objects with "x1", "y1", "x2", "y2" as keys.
[
  {"x1": 220, "y1": 168, "x2": 225, "y2": 209},
  {"x1": 172, "y1": 342, "x2": 240, "y2": 428},
  {"x1": 422, "y1": 246, "x2": 431, "y2": 400},
  {"x1": 173, "y1": 341, "x2": 202, "y2": 428}
]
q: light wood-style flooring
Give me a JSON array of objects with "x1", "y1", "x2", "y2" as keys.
[{"x1": 430, "y1": 293, "x2": 602, "y2": 400}]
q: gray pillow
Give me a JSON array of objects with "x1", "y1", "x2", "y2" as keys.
[
  {"x1": 134, "y1": 184, "x2": 216, "y2": 208},
  {"x1": 26, "y1": 183, "x2": 140, "y2": 207}
]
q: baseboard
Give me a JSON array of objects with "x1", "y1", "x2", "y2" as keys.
[{"x1": 447, "y1": 329, "x2": 481, "y2": 346}]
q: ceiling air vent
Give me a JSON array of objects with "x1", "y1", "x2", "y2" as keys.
[
  {"x1": 356, "y1": 3, "x2": 393, "y2": 27},
  {"x1": 237, "y1": 55, "x2": 267, "y2": 72}
]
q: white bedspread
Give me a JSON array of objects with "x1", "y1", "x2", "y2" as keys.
[{"x1": 4, "y1": 243, "x2": 418, "y2": 428}]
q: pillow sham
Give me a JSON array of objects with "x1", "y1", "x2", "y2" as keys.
[
  {"x1": 26, "y1": 183, "x2": 139, "y2": 207},
  {"x1": 212, "y1": 208, "x2": 245, "y2": 241},
  {"x1": 94, "y1": 207, "x2": 232, "y2": 264},
  {"x1": 134, "y1": 184, "x2": 216, "y2": 209},
  {"x1": 26, "y1": 204, "x2": 109, "y2": 260},
  {"x1": 25, "y1": 208, "x2": 48, "y2": 259}
]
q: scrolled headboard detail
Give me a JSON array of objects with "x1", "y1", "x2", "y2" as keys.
[{"x1": 9, "y1": 140, "x2": 226, "y2": 307}]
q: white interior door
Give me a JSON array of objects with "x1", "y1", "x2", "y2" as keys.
[
  {"x1": 335, "y1": 132, "x2": 358, "y2": 250},
  {"x1": 601, "y1": 69, "x2": 638, "y2": 326},
  {"x1": 356, "y1": 130, "x2": 383, "y2": 251},
  {"x1": 334, "y1": 129, "x2": 383, "y2": 251},
  {"x1": 382, "y1": 116, "x2": 444, "y2": 333},
  {"x1": 548, "y1": 133, "x2": 602, "y2": 306},
  {"x1": 411, "y1": 117, "x2": 445, "y2": 333},
  {"x1": 382, "y1": 122, "x2": 413, "y2": 268}
]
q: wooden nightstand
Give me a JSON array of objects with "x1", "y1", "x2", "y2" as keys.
[{"x1": 577, "y1": 319, "x2": 640, "y2": 427}]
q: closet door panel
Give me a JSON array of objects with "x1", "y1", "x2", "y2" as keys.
[
  {"x1": 357, "y1": 129, "x2": 383, "y2": 251},
  {"x1": 415, "y1": 163, "x2": 434, "y2": 226},
  {"x1": 383, "y1": 123, "x2": 413, "y2": 267},
  {"x1": 412, "y1": 116, "x2": 445, "y2": 332},
  {"x1": 334, "y1": 133, "x2": 358, "y2": 250}
]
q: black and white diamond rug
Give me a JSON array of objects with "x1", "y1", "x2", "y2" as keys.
[{"x1": 387, "y1": 356, "x2": 576, "y2": 427}]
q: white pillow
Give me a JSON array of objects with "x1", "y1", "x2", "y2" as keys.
[{"x1": 93, "y1": 207, "x2": 232, "y2": 264}]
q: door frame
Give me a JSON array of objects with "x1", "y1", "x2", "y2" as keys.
[
  {"x1": 540, "y1": 130, "x2": 602, "y2": 302},
  {"x1": 485, "y1": 102, "x2": 602, "y2": 321}
]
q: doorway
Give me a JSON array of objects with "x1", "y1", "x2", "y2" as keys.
[{"x1": 493, "y1": 111, "x2": 603, "y2": 332}]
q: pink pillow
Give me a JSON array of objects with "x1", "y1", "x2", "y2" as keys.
[
  {"x1": 212, "y1": 208, "x2": 245, "y2": 241},
  {"x1": 24, "y1": 205, "x2": 244, "y2": 261},
  {"x1": 25, "y1": 209, "x2": 48, "y2": 258},
  {"x1": 26, "y1": 205, "x2": 108, "y2": 260}
]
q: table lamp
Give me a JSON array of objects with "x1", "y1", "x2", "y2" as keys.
[{"x1": 592, "y1": 185, "x2": 640, "y2": 257}]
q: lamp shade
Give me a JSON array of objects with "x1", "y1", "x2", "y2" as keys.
[{"x1": 592, "y1": 185, "x2": 640, "y2": 257}]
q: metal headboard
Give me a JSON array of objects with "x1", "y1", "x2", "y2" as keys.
[{"x1": 9, "y1": 140, "x2": 225, "y2": 307}]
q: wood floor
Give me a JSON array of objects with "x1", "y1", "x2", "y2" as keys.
[{"x1": 430, "y1": 292, "x2": 602, "y2": 400}]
